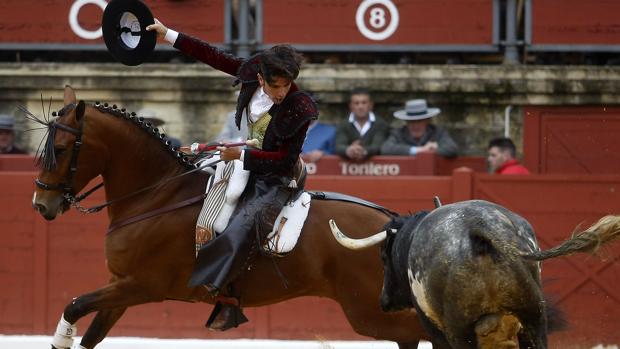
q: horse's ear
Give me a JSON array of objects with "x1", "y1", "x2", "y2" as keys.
[
  {"x1": 75, "y1": 100, "x2": 85, "y2": 122},
  {"x1": 64, "y1": 85, "x2": 76, "y2": 105}
]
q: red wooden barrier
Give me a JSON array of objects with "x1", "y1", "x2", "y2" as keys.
[
  {"x1": 0, "y1": 0, "x2": 225, "y2": 46},
  {"x1": 0, "y1": 154, "x2": 488, "y2": 176},
  {"x1": 0, "y1": 155, "x2": 37, "y2": 171},
  {"x1": 307, "y1": 155, "x2": 486, "y2": 176},
  {"x1": 523, "y1": 106, "x2": 620, "y2": 174},
  {"x1": 1, "y1": 165, "x2": 619, "y2": 346}
]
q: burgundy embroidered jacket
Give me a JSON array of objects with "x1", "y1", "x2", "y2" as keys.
[{"x1": 174, "y1": 33, "x2": 318, "y2": 178}]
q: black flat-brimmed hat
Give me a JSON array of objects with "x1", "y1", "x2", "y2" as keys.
[
  {"x1": 102, "y1": 0, "x2": 156, "y2": 66},
  {"x1": 393, "y1": 99, "x2": 441, "y2": 121}
]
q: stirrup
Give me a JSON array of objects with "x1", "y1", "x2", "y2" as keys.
[{"x1": 205, "y1": 301, "x2": 249, "y2": 331}]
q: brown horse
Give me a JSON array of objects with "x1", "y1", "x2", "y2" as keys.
[{"x1": 31, "y1": 86, "x2": 425, "y2": 349}]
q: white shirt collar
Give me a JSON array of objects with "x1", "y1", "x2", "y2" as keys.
[
  {"x1": 257, "y1": 86, "x2": 268, "y2": 98},
  {"x1": 348, "y1": 112, "x2": 376, "y2": 136},
  {"x1": 348, "y1": 112, "x2": 376, "y2": 123},
  {"x1": 248, "y1": 87, "x2": 274, "y2": 122}
]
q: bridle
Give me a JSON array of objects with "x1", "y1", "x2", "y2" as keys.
[{"x1": 34, "y1": 103, "x2": 103, "y2": 210}]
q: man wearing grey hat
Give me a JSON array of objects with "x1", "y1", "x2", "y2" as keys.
[
  {"x1": 0, "y1": 114, "x2": 27, "y2": 155},
  {"x1": 381, "y1": 99, "x2": 458, "y2": 157}
]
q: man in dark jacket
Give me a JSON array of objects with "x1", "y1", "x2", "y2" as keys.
[
  {"x1": 381, "y1": 99, "x2": 458, "y2": 157},
  {"x1": 147, "y1": 19, "x2": 318, "y2": 329},
  {"x1": 335, "y1": 87, "x2": 389, "y2": 160}
]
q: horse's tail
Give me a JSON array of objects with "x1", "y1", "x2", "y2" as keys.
[{"x1": 521, "y1": 215, "x2": 620, "y2": 261}]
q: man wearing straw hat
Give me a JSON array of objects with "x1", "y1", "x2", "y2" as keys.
[{"x1": 381, "y1": 99, "x2": 458, "y2": 157}]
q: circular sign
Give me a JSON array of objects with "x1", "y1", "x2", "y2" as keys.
[
  {"x1": 355, "y1": 0, "x2": 400, "y2": 41},
  {"x1": 69, "y1": 0, "x2": 108, "y2": 40}
]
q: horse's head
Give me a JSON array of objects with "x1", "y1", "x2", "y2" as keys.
[{"x1": 32, "y1": 86, "x2": 103, "y2": 220}]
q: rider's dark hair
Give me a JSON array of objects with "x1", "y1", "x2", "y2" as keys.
[
  {"x1": 488, "y1": 137, "x2": 517, "y2": 158},
  {"x1": 259, "y1": 44, "x2": 303, "y2": 84}
]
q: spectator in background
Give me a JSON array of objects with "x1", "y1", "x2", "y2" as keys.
[
  {"x1": 301, "y1": 119, "x2": 335, "y2": 163},
  {"x1": 335, "y1": 87, "x2": 389, "y2": 161},
  {"x1": 0, "y1": 114, "x2": 27, "y2": 154},
  {"x1": 137, "y1": 109, "x2": 182, "y2": 148},
  {"x1": 213, "y1": 110, "x2": 248, "y2": 143},
  {"x1": 487, "y1": 137, "x2": 530, "y2": 175},
  {"x1": 381, "y1": 99, "x2": 458, "y2": 157}
]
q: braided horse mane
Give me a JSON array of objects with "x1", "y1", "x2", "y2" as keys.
[{"x1": 91, "y1": 101, "x2": 199, "y2": 170}]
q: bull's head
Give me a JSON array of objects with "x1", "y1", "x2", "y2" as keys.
[{"x1": 329, "y1": 217, "x2": 416, "y2": 312}]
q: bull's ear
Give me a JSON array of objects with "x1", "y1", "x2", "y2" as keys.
[
  {"x1": 75, "y1": 100, "x2": 85, "y2": 122},
  {"x1": 64, "y1": 85, "x2": 76, "y2": 105}
]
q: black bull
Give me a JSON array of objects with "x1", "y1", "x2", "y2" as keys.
[{"x1": 330, "y1": 199, "x2": 620, "y2": 349}]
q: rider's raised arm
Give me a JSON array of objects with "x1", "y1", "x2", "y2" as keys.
[
  {"x1": 148, "y1": 19, "x2": 242, "y2": 77},
  {"x1": 173, "y1": 33, "x2": 242, "y2": 77}
]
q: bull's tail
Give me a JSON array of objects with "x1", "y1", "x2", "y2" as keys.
[{"x1": 521, "y1": 215, "x2": 620, "y2": 261}]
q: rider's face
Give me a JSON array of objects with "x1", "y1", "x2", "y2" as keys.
[{"x1": 258, "y1": 74, "x2": 292, "y2": 105}]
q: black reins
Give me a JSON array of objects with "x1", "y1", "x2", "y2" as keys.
[
  {"x1": 34, "y1": 103, "x2": 216, "y2": 220},
  {"x1": 70, "y1": 159, "x2": 215, "y2": 214}
]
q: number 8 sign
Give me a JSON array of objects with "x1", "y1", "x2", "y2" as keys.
[{"x1": 355, "y1": 0, "x2": 400, "y2": 41}]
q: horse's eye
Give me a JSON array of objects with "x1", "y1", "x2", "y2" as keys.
[{"x1": 54, "y1": 147, "x2": 66, "y2": 157}]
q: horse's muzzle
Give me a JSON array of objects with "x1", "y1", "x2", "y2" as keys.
[
  {"x1": 33, "y1": 201, "x2": 56, "y2": 220},
  {"x1": 32, "y1": 193, "x2": 68, "y2": 220}
]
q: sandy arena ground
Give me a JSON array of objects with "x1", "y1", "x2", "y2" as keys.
[{"x1": 0, "y1": 335, "x2": 433, "y2": 349}]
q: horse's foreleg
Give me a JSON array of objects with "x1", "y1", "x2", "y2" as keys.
[
  {"x1": 51, "y1": 278, "x2": 161, "y2": 349},
  {"x1": 76, "y1": 307, "x2": 127, "y2": 349}
]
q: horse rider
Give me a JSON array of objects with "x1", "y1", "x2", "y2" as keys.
[{"x1": 147, "y1": 20, "x2": 318, "y2": 329}]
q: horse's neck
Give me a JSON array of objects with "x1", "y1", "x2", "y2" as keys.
[{"x1": 93, "y1": 112, "x2": 191, "y2": 214}]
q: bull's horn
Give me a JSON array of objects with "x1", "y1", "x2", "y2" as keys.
[{"x1": 329, "y1": 219, "x2": 390, "y2": 250}]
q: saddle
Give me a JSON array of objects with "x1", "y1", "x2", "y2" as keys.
[{"x1": 195, "y1": 157, "x2": 310, "y2": 256}]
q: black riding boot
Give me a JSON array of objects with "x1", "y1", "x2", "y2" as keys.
[{"x1": 190, "y1": 175, "x2": 291, "y2": 329}]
